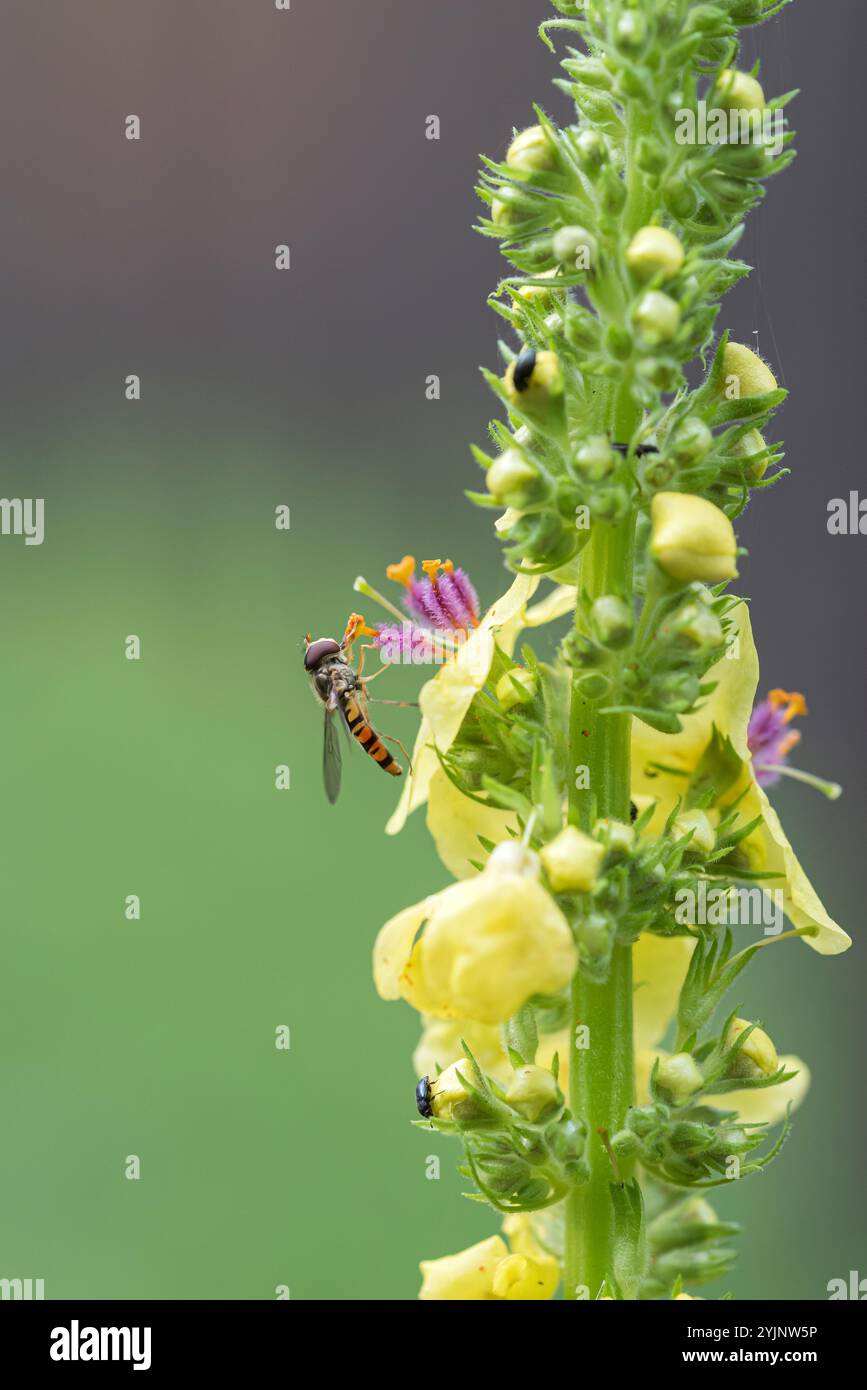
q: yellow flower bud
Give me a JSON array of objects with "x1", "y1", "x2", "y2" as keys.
[
  {"x1": 650, "y1": 492, "x2": 738, "y2": 584},
  {"x1": 730, "y1": 427, "x2": 769, "y2": 479},
  {"x1": 487, "y1": 840, "x2": 540, "y2": 877},
  {"x1": 486, "y1": 450, "x2": 539, "y2": 503},
  {"x1": 594, "y1": 817, "x2": 635, "y2": 856},
  {"x1": 506, "y1": 124, "x2": 556, "y2": 173},
  {"x1": 717, "y1": 341, "x2": 778, "y2": 400},
  {"x1": 492, "y1": 1251, "x2": 560, "y2": 1301},
  {"x1": 419, "y1": 1235, "x2": 508, "y2": 1300},
  {"x1": 713, "y1": 68, "x2": 766, "y2": 113},
  {"x1": 491, "y1": 190, "x2": 524, "y2": 228},
  {"x1": 552, "y1": 225, "x2": 598, "y2": 272},
  {"x1": 540, "y1": 824, "x2": 606, "y2": 893},
  {"x1": 634, "y1": 290, "x2": 682, "y2": 345},
  {"x1": 673, "y1": 809, "x2": 716, "y2": 856},
  {"x1": 495, "y1": 667, "x2": 538, "y2": 710},
  {"x1": 656, "y1": 1052, "x2": 704, "y2": 1100},
  {"x1": 504, "y1": 349, "x2": 564, "y2": 412},
  {"x1": 626, "y1": 226, "x2": 685, "y2": 282},
  {"x1": 726, "y1": 1017, "x2": 779, "y2": 1079},
  {"x1": 428, "y1": 1060, "x2": 474, "y2": 1120},
  {"x1": 510, "y1": 268, "x2": 562, "y2": 304},
  {"x1": 505, "y1": 1064, "x2": 562, "y2": 1122}
]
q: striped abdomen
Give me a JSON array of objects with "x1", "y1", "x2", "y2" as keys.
[{"x1": 341, "y1": 693, "x2": 402, "y2": 778}]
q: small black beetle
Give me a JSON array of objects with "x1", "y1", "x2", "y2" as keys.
[
  {"x1": 416, "y1": 1075, "x2": 434, "y2": 1119},
  {"x1": 512, "y1": 347, "x2": 537, "y2": 393}
]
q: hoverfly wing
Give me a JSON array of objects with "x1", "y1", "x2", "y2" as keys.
[{"x1": 323, "y1": 707, "x2": 343, "y2": 804}]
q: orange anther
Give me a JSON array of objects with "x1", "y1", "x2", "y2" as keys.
[
  {"x1": 442, "y1": 559, "x2": 455, "y2": 574},
  {"x1": 769, "y1": 689, "x2": 807, "y2": 722},
  {"x1": 386, "y1": 555, "x2": 416, "y2": 588},
  {"x1": 422, "y1": 559, "x2": 442, "y2": 581},
  {"x1": 343, "y1": 612, "x2": 376, "y2": 645}
]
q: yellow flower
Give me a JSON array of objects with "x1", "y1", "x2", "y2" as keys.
[
  {"x1": 632, "y1": 601, "x2": 850, "y2": 955},
  {"x1": 426, "y1": 771, "x2": 519, "y2": 880},
  {"x1": 650, "y1": 492, "x2": 738, "y2": 584},
  {"x1": 386, "y1": 572, "x2": 539, "y2": 837},
  {"x1": 373, "y1": 843, "x2": 577, "y2": 1024},
  {"x1": 419, "y1": 1236, "x2": 509, "y2": 1300},
  {"x1": 413, "y1": 1016, "x2": 507, "y2": 1083},
  {"x1": 419, "y1": 1230, "x2": 559, "y2": 1301},
  {"x1": 492, "y1": 1252, "x2": 560, "y2": 1300},
  {"x1": 633, "y1": 934, "x2": 697, "y2": 1052},
  {"x1": 388, "y1": 575, "x2": 576, "y2": 879}
]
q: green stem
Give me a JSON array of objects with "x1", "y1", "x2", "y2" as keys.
[
  {"x1": 560, "y1": 89, "x2": 656, "y2": 1299},
  {"x1": 563, "y1": 373, "x2": 641, "y2": 1299}
]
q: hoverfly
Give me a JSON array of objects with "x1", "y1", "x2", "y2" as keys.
[{"x1": 304, "y1": 615, "x2": 405, "y2": 804}]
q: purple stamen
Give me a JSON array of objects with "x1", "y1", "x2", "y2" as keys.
[
  {"x1": 748, "y1": 693, "x2": 803, "y2": 788},
  {"x1": 436, "y1": 570, "x2": 478, "y2": 632}
]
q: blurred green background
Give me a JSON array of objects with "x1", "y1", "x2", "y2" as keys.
[{"x1": 0, "y1": 0, "x2": 864, "y2": 1299}]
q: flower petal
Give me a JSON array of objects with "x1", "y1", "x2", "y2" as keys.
[
  {"x1": 632, "y1": 601, "x2": 849, "y2": 954},
  {"x1": 419, "y1": 1236, "x2": 508, "y2": 1301},
  {"x1": 633, "y1": 934, "x2": 695, "y2": 1051},
  {"x1": 413, "y1": 1015, "x2": 508, "y2": 1081},
  {"x1": 523, "y1": 584, "x2": 577, "y2": 627},
  {"x1": 426, "y1": 769, "x2": 519, "y2": 880},
  {"x1": 372, "y1": 899, "x2": 431, "y2": 1001},
  {"x1": 632, "y1": 599, "x2": 756, "y2": 779},
  {"x1": 751, "y1": 787, "x2": 851, "y2": 955},
  {"x1": 414, "y1": 872, "x2": 576, "y2": 1025}
]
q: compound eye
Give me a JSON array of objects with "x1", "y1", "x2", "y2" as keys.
[{"x1": 304, "y1": 637, "x2": 341, "y2": 671}]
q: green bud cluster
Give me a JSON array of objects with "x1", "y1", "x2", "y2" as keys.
[
  {"x1": 613, "y1": 1088, "x2": 788, "y2": 1188},
  {"x1": 427, "y1": 1044, "x2": 589, "y2": 1213},
  {"x1": 641, "y1": 1192, "x2": 741, "y2": 1298},
  {"x1": 562, "y1": 581, "x2": 733, "y2": 734}
]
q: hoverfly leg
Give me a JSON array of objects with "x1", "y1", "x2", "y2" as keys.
[
  {"x1": 379, "y1": 732, "x2": 413, "y2": 773},
  {"x1": 358, "y1": 649, "x2": 393, "y2": 683}
]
